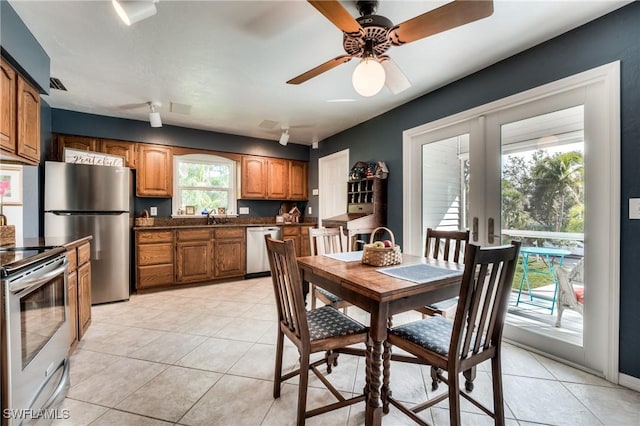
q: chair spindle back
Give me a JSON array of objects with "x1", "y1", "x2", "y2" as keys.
[
  {"x1": 451, "y1": 241, "x2": 521, "y2": 363},
  {"x1": 265, "y1": 235, "x2": 309, "y2": 343},
  {"x1": 309, "y1": 226, "x2": 345, "y2": 256},
  {"x1": 425, "y1": 228, "x2": 470, "y2": 264}
]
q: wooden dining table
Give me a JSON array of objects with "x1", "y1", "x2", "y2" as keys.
[{"x1": 297, "y1": 252, "x2": 464, "y2": 426}]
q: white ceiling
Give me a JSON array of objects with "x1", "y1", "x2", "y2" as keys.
[{"x1": 9, "y1": 0, "x2": 631, "y2": 146}]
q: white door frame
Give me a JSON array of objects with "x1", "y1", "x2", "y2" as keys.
[
  {"x1": 402, "y1": 62, "x2": 620, "y2": 382},
  {"x1": 318, "y1": 149, "x2": 350, "y2": 226}
]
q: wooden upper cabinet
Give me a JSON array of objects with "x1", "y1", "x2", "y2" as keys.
[
  {"x1": 56, "y1": 134, "x2": 99, "y2": 160},
  {"x1": 267, "y1": 158, "x2": 288, "y2": 199},
  {"x1": 136, "y1": 144, "x2": 172, "y2": 197},
  {"x1": 288, "y1": 160, "x2": 308, "y2": 200},
  {"x1": 16, "y1": 75, "x2": 40, "y2": 164},
  {"x1": 0, "y1": 58, "x2": 16, "y2": 153},
  {"x1": 240, "y1": 155, "x2": 307, "y2": 200},
  {"x1": 101, "y1": 139, "x2": 136, "y2": 168},
  {"x1": 241, "y1": 155, "x2": 268, "y2": 198}
]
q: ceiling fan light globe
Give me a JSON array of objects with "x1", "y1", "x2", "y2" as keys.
[{"x1": 352, "y1": 58, "x2": 385, "y2": 97}]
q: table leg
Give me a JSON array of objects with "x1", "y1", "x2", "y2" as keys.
[{"x1": 365, "y1": 304, "x2": 388, "y2": 426}]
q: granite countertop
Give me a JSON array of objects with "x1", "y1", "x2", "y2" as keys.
[
  {"x1": 133, "y1": 219, "x2": 316, "y2": 231},
  {"x1": 8, "y1": 235, "x2": 93, "y2": 249}
]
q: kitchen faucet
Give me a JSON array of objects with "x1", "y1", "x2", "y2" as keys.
[{"x1": 206, "y1": 209, "x2": 216, "y2": 225}]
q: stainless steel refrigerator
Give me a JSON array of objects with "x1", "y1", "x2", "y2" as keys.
[{"x1": 44, "y1": 161, "x2": 131, "y2": 304}]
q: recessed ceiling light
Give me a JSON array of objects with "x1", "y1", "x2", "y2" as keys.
[{"x1": 326, "y1": 98, "x2": 356, "y2": 103}]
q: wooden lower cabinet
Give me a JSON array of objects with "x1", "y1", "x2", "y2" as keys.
[
  {"x1": 136, "y1": 230, "x2": 174, "y2": 290},
  {"x1": 66, "y1": 239, "x2": 91, "y2": 354},
  {"x1": 176, "y1": 229, "x2": 212, "y2": 283},
  {"x1": 135, "y1": 226, "x2": 247, "y2": 291},
  {"x1": 213, "y1": 228, "x2": 246, "y2": 278},
  {"x1": 77, "y1": 261, "x2": 92, "y2": 339},
  {"x1": 282, "y1": 225, "x2": 310, "y2": 257}
]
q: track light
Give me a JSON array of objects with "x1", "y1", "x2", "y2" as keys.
[
  {"x1": 112, "y1": 0, "x2": 158, "y2": 26},
  {"x1": 148, "y1": 102, "x2": 162, "y2": 128},
  {"x1": 279, "y1": 129, "x2": 290, "y2": 146}
]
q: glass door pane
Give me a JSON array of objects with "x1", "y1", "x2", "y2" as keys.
[
  {"x1": 499, "y1": 106, "x2": 585, "y2": 348},
  {"x1": 421, "y1": 133, "x2": 469, "y2": 239}
]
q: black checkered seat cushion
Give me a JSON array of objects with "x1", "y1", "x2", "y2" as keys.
[
  {"x1": 315, "y1": 287, "x2": 343, "y2": 303},
  {"x1": 306, "y1": 306, "x2": 366, "y2": 341},
  {"x1": 390, "y1": 316, "x2": 453, "y2": 355}
]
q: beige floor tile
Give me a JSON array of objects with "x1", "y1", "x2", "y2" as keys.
[
  {"x1": 240, "y1": 303, "x2": 278, "y2": 321},
  {"x1": 532, "y1": 353, "x2": 617, "y2": 387},
  {"x1": 290, "y1": 353, "x2": 362, "y2": 394},
  {"x1": 208, "y1": 300, "x2": 255, "y2": 317},
  {"x1": 129, "y1": 332, "x2": 207, "y2": 364},
  {"x1": 172, "y1": 313, "x2": 235, "y2": 337},
  {"x1": 67, "y1": 357, "x2": 167, "y2": 407},
  {"x1": 564, "y1": 382, "x2": 640, "y2": 425},
  {"x1": 214, "y1": 318, "x2": 275, "y2": 342},
  {"x1": 89, "y1": 409, "x2": 173, "y2": 426},
  {"x1": 179, "y1": 375, "x2": 275, "y2": 426},
  {"x1": 116, "y1": 366, "x2": 221, "y2": 422},
  {"x1": 52, "y1": 398, "x2": 108, "y2": 426},
  {"x1": 384, "y1": 361, "x2": 429, "y2": 404},
  {"x1": 175, "y1": 337, "x2": 253, "y2": 373},
  {"x1": 347, "y1": 404, "x2": 422, "y2": 425},
  {"x1": 78, "y1": 323, "x2": 166, "y2": 357},
  {"x1": 430, "y1": 407, "x2": 521, "y2": 426},
  {"x1": 502, "y1": 375, "x2": 602, "y2": 425},
  {"x1": 498, "y1": 344, "x2": 556, "y2": 379},
  {"x1": 262, "y1": 383, "x2": 352, "y2": 426},
  {"x1": 68, "y1": 348, "x2": 121, "y2": 387},
  {"x1": 228, "y1": 342, "x2": 299, "y2": 381}
]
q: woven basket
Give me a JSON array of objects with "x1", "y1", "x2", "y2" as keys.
[
  {"x1": 0, "y1": 225, "x2": 16, "y2": 247},
  {"x1": 135, "y1": 209, "x2": 154, "y2": 227},
  {"x1": 361, "y1": 227, "x2": 402, "y2": 267}
]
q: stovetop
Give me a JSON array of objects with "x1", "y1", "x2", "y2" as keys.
[{"x1": 0, "y1": 246, "x2": 66, "y2": 277}]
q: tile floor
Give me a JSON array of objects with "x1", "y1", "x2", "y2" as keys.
[{"x1": 55, "y1": 277, "x2": 640, "y2": 426}]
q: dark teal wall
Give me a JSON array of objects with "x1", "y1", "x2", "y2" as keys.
[
  {"x1": 310, "y1": 3, "x2": 640, "y2": 379},
  {"x1": 0, "y1": 0, "x2": 49, "y2": 93}
]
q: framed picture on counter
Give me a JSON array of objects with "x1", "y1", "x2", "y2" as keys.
[{"x1": 185, "y1": 205, "x2": 195, "y2": 215}]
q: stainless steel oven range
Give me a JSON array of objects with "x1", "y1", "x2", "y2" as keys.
[{"x1": 1, "y1": 246, "x2": 70, "y2": 426}]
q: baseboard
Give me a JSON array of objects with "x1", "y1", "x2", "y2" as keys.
[{"x1": 618, "y1": 373, "x2": 640, "y2": 392}]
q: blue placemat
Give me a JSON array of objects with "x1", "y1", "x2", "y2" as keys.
[
  {"x1": 378, "y1": 263, "x2": 463, "y2": 284},
  {"x1": 323, "y1": 250, "x2": 364, "y2": 262}
]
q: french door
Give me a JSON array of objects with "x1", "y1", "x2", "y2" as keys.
[{"x1": 403, "y1": 63, "x2": 619, "y2": 380}]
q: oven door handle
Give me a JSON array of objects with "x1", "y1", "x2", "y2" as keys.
[{"x1": 10, "y1": 264, "x2": 67, "y2": 295}]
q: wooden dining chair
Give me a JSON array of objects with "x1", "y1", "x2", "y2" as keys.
[
  {"x1": 387, "y1": 241, "x2": 521, "y2": 426},
  {"x1": 308, "y1": 226, "x2": 351, "y2": 313},
  {"x1": 265, "y1": 235, "x2": 367, "y2": 425},
  {"x1": 418, "y1": 228, "x2": 470, "y2": 317}
]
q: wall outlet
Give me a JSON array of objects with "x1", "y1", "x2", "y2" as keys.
[
  {"x1": 312, "y1": 188, "x2": 319, "y2": 196},
  {"x1": 307, "y1": 206, "x2": 312, "y2": 215},
  {"x1": 150, "y1": 206, "x2": 158, "y2": 216},
  {"x1": 630, "y1": 198, "x2": 640, "y2": 219},
  {"x1": 239, "y1": 207, "x2": 249, "y2": 215}
]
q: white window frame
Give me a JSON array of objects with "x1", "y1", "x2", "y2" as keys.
[{"x1": 172, "y1": 153, "x2": 237, "y2": 216}]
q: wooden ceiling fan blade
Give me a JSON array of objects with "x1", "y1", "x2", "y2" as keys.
[
  {"x1": 380, "y1": 57, "x2": 411, "y2": 94},
  {"x1": 390, "y1": 0, "x2": 494, "y2": 46},
  {"x1": 308, "y1": 0, "x2": 363, "y2": 35},
  {"x1": 287, "y1": 55, "x2": 352, "y2": 85}
]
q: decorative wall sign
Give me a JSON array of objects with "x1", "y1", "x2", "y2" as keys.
[
  {"x1": 0, "y1": 165, "x2": 23, "y2": 205},
  {"x1": 64, "y1": 148, "x2": 125, "y2": 167}
]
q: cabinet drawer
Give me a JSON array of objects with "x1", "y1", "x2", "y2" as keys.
[
  {"x1": 137, "y1": 230, "x2": 173, "y2": 243},
  {"x1": 66, "y1": 250, "x2": 77, "y2": 272},
  {"x1": 214, "y1": 228, "x2": 244, "y2": 239},
  {"x1": 282, "y1": 226, "x2": 300, "y2": 237},
  {"x1": 176, "y1": 228, "x2": 212, "y2": 241},
  {"x1": 77, "y1": 242, "x2": 91, "y2": 265},
  {"x1": 138, "y1": 265, "x2": 174, "y2": 288},
  {"x1": 138, "y1": 243, "x2": 173, "y2": 265}
]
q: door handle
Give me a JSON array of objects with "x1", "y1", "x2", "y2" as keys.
[
  {"x1": 487, "y1": 217, "x2": 500, "y2": 244},
  {"x1": 472, "y1": 217, "x2": 479, "y2": 242}
]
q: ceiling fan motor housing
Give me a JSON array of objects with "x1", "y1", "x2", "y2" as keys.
[{"x1": 343, "y1": 13, "x2": 394, "y2": 57}]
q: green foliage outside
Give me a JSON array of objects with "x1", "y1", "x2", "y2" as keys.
[
  {"x1": 512, "y1": 257, "x2": 557, "y2": 290},
  {"x1": 177, "y1": 161, "x2": 231, "y2": 213},
  {"x1": 502, "y1": 148, "x2": 584, "y2": 245}
]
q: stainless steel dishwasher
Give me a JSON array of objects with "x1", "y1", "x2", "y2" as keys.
[{"x1": 246, "y1": 226, "x2": 282, "y2": 275}]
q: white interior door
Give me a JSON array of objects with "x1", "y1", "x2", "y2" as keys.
[
  {"x1": 318, "y1": 149, "x2": 349, "y2": 225},
  {"x1": 403, "y1": 63, "x2": 619, "y2": 380}
]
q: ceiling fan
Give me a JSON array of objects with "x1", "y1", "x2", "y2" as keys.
[{"x1": 287, "y1": 0, "x2": 494, "y2": 96}]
